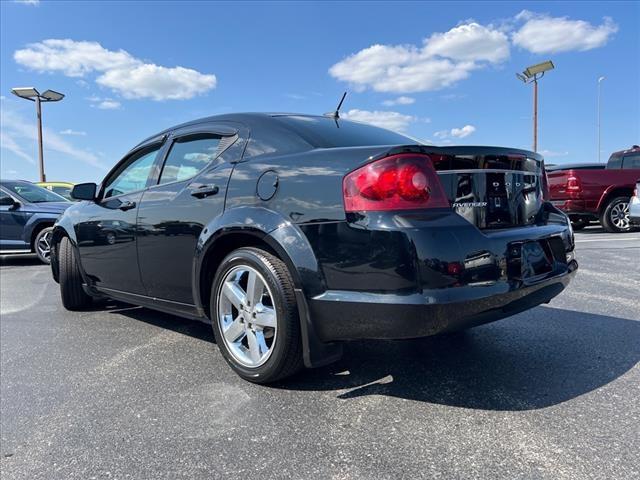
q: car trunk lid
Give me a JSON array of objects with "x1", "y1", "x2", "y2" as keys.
[{"x1": 374, "y1": 145, "x2": 545, "y2": 230}]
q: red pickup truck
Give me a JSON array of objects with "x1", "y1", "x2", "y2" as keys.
[{"x1": 547, "y1": 145, "x2": 640, "y2": 232}]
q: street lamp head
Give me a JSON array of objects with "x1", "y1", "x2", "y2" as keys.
[
  {"x1": 523, "y1": 60, "x2": 555, "y2": 78},
  {"x1": 515, "y1": 72, "x2": 528, "y2": 83},
  {"x1": 11, "y1": 87, "x2": 40, "y2": 100},
  {"x1": 598, "y1": 76, "x2": 606, "y2": 83},
  {"x1": 41, "y1": 89, "x2": 65, "y2": 102}
]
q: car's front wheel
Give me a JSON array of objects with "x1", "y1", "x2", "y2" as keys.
[
  {"x1": 59, "y1": 236, "x2": 92, "y2": 310},
  {"x1": 601, "y1": 196, "x2": 631, "y2": 233},
  {"x1": 34, "y1": 226, "x2": 54, "y2": 264},
  {"x1": 211, "y1": 247, "x2": 303, "y2": 383}
]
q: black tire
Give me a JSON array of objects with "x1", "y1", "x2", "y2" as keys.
[
  {"x1": 600, "y1": 196, "x2": 631, "y2": 233},
  {"x1": 34, "y1": 226, "x2": 54, "y2": 264},
  {"x1": 570, "y1": 218, "x2": 588, "y2": 231},
  {"x1": 210, "y1": 247, "x2": 303, "y2": 383},
  {"x1": 59, "y1": 236, "x2": 92, "y2": 310}
]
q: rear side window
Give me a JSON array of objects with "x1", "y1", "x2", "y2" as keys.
[
  {"x1": 622, "y1": 153, "x2": 640, "y2": 169},
  {"x1": 158, "y1": 135, "x2": 221, "y2": 185}
]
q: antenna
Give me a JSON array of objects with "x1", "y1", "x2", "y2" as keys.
[{"x1": 325, "y1": 91, "x2": 347, "y2": 119}]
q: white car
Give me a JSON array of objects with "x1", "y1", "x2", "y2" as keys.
[{"x1": 630, "y1": 179, "x2": 640, "y2": 227}]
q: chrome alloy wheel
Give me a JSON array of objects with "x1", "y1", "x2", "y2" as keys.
[
  {"x1": 610, "y1": 201, "x2": 630, "y2": 230},
  {"x1": 217, "y1": 265, "x2": 278, "y2": 368},
  {"x1": 36, "y1": 229, "x2": 52, "y2": 262}
]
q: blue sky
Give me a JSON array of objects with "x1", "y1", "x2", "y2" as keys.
[{"x1": 1, "y1": 0, "x2": 638, "y2": 183}]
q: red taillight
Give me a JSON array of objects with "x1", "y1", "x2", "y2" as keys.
[
  {"x1": 566, "y1": 175, "x2": 582, "y2": 192},
  {"x1": 343, "y1": 154, "x2": 450, "y2": 212}
]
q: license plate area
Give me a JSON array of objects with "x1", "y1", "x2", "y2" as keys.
[
  {"x1": 521, "y1": 241, "x2": 553, "y2": 278},
  {"x1": 506, "y1": 238, "x2": 567, "y2": 282}
]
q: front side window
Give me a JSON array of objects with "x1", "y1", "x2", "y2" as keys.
[
  {"x1": 158, "y1": 135, "x2": 222, "y2": 185},
  {"x1": 622, "y1": 153, "x2": 640, "y2": 169},
  {"x1": 103, "y1": 146, "x2": 161, "y2": 198}
]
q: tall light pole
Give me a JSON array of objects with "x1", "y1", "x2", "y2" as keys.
[
  {"x1": 597, "y1": 76, "x2": 605, "y2": 163},
  {"x1": 11, "y1": 87, "x2": 65, "y2": 182},
  {"x1": 516, "y1": 60, "x2": 555, "y2": 152}
]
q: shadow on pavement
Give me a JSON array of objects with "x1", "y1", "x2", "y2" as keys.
[
  {"x1": 106, "y1": 302, "x2": 639, "y2": 411},
  {"x1": 575, "y1": 225, "x2": 639, "y2": 235},
  {"x1": 279, "y1": 306, "x2": 640, "y2": 411},
  {"x1": 104, "y1": 300, "x2": 215, "y2": 342},
  {"x1": 0, "y1": 254, "x2": 42, "y2": 267}
]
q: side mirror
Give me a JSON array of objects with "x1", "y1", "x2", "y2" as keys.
[
  {"x1": 0, "y1": 196, "x2": 18, "y2": 208},
  {"x1": 71, "y1": 183, "x2": 97, "y2": 201}
]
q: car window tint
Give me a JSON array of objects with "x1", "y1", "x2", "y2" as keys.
[
  {"x1": 52, "y1": 186, "x2": 72, "y2": 198},
  {"x1": 622, "y1": 153, "x2": 640, "y2": 169},
  {"x1": 607, "y1": 154, "x2": 622, "y2": 169},
  {"x1": 159, "y1": 136, "x2": 221, "y2": 185},
  {"x1": 104, "y1": 147, "x2": 160, "y2": 198},
  {"x1": 274, "y1": 116, "x2": 415, "y2": 148},
  {"x1": 5, "y1": 183, "x2": 67, "y2": 203}
]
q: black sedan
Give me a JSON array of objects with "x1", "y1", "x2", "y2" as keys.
[{"x1": 51, "y1": 113, "x2": 577, "y2": 383}]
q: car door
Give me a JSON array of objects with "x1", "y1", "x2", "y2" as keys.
[
  {"x1": 0, "y1": 188, "x2": 31, "y2": 251},
  {"x1": 75, "y1": 140, "x2": 165, "y2": 295},
  {"x1": 136, "y1": 124, "x2": 243, "y2": 304}
]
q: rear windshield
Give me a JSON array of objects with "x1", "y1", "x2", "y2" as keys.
[{"x1": 273, "y1": 115, "x2": 415, "y2": 148}]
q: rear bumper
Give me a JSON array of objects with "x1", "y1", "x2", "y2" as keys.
[
  {"x1": 302, "y1": 204, "x2": 576, "y2": 342},
  {"x1": 309, "y1": 260, "x2": 577, "y2": 341}
]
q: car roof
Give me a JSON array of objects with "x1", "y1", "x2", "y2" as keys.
[
  {"x1": 0, "y1": 179, "x2": 33, "y2": 186},
  {"x1": 609, "y1": 145, "x2": 640, "y2": 157}
]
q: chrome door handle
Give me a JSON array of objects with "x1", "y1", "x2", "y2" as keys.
[
  {"x1": 190, "y1": 184, "x2": 219, "y2": 199},
  {"x1": 118, "y1": 200, "x2": 136, "y2": 211}
]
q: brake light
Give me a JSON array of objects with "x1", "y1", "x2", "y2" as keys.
[
  {"x1": 343, "y1": 154, "x2": 450, "y2": 212},
  {"x1": 566, "y1": 175, "x2": 582, "y2": 192}
]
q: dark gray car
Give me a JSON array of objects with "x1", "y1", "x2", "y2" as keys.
[{"x1": 0, "y1": 180, "x2": 71, "y2": 263}]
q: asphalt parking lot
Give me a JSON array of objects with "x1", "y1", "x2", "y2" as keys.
[{"x1": 1, "y1": 227, "x2": 639, "y2": 480}]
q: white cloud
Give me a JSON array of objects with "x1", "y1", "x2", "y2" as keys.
[
  {"x1": 86, "y1": 95, "x2": 121, "y2": 110},
  {"x1": 540, "y1": 149, "x2": 569, "y2": 157},
  {"x1": 451, "y1": 125, "x2": 476, "y2": 138},
  {"x1": 60, "y1": 129, "x2": 87, "y2": 136},
  {"x1": 329, "y1": 22, "x2": 509, "y2": 93},
  {"x1": 14, "y1": 39, "x2": 217, "y2": 101},
  {"x1": 422, "y1": 22, "x2": 510, "y2": 63},
  {"x1": 1, "y1": 131, "x2": 34, "y2": 163},
  {"x1": 434, "y1": 124, "x2": 476, "y2": 140},
  {"x1": 382, "y1": 96, "x2": 415, "y2": 106},
  {"x1": 14, "y1": 0, "x2": 39, "y2": 4},
  {"x1": 341, "y1": 109, "x2": 416, "y2": 132},
  {"x1": 97, "y1": 99, "x2": 121, "y2": 110},
  {"x1": 1, "y1": 108, "x2": 106, "y2": 169},
  {"x1": 513, "y1": 11, "x2": 618, "y2": 54}
]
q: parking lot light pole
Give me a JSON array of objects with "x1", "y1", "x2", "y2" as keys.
[
  {"x1": 516, "y1": 61, "x2": 555, "y2": 153},
  {"x1": 597, "y1": 76, "x2": 605, "y2": 163},
  {"x1": 10, "y1": 87, "x2": 65, "y2": 182}
]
